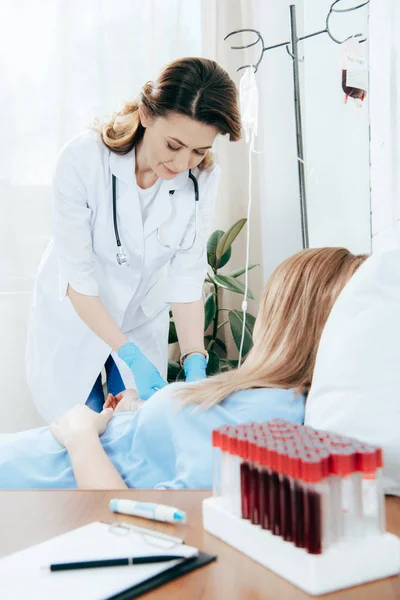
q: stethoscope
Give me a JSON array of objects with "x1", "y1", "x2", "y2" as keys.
[{"x1": 112, "y1": 169, "x2": 199, "y2": 266}]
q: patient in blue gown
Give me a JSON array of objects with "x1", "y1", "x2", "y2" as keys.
[{"x1": 0, "y1": 248, "x2": 367, "y2": 490}]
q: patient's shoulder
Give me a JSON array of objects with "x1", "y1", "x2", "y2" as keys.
[{"x1": 223, "y1": 387, "x2": 305, "y2": 424}]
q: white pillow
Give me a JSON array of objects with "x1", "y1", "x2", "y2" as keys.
[{"x1": 305, "y1": 248, "x2": 400, "y2": 495}]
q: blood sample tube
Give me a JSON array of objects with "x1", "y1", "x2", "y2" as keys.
[
  {"x1": 248, "y1": 432, "x2": 261, "y2": 525},
  {"x1": 269, "y1": 440, "x2": 284, "y2": 536},
  {"x1": 212, "y1": 428, "x2": 221, "y2": 498},
  {"x1": 357, "y1": 444, "x2": 386, "y2": 535},
  {"x1": 288, "y1": 448, "x2": 305, "y2": 548},
  {"x1": 278, "y1": 444, "x2": 292, "y2": 542},
  {"x1": 330, "y1": 445, "x2": 362, "y2": 541},
  {"x1": 302, "y1": 452, "x2": 330, "y2": 555},
  {"x1": 257, "y1": 439, "x2": 271, "y2": 531},
  {"x1": 228, "y1": 429, "x2": 241, "y2": 518},
  {"x1": 239, "y1": 430, "x2": 251, "y2": 519}
]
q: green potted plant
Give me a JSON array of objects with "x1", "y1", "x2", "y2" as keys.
[{"x1": 168, "y1": 218, "x2": 258, "y2": 382}]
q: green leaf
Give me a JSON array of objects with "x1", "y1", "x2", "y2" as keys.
[
  {"x1": 209, "y1": 273, "x2": 254, "y2": 300},
  {"x1": 176, "y1": 368, "x2": 185, "y2": 382},
  {"x1": 228, "y1": 310, "x2": 256, "y2": 357},
  {"x1": 167, "y1": 360, "x2": 181, "y2": 382},
  {"x1": 215, "y1": 218, "x2": 247, "y2": 263},
  {"x1": 228, "y1": 359, "x2": 239, "y2": 368},
  {"x1": 206, "y1": 350, "x2": 221, "y2": 376},
  {"x1": 207, "y1": 230, "x2": 231, "y2": 269},
  {"x1": 168, "y1": 321, "x2": 178, "y2": 344},
  {"x1": 204, "y1": 293, "x2": 216, "y2": 331},
  {"x1": 204, "y1": 335, "x2": 227, "y2": 356},
  {"x1": 228, "y1": 264, "x2": 259, "y2": 278}
]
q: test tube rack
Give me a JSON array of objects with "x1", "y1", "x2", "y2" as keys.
[
  {"x1": 203, "y1": 420, "x2": 400, "y2": 595},
  {"x1": 203, "y1": 496, "x2": 400, "y2": 596}
]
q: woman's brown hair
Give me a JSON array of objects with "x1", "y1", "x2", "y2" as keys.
[{"x1": 94, "y1": 57, "x2": 241, "y2": 170}]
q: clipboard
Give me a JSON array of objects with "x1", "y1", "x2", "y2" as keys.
[{"x1": 0, "y1": 521, "x2": 216, "y2": 600}]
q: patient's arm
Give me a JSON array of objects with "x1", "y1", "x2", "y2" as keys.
[
  {"x1": 67, "y1": 435, "x2": 128, "y2": 489},
  {"x1": 50, "y1": 404, "x2": 127, "y2": 489}
]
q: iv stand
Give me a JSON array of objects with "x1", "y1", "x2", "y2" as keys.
[
  {"x1": 289, "y1": 5, "x2": 309, "y2": 249},
  {"x1": 225, "y1": 0, "x2": 369, "y2": 250}
]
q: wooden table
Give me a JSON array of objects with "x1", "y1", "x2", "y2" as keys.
[{"x1": 0, "y1": 490, "x2": 399, "y2": 599}]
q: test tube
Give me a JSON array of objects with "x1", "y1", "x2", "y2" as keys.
[
  {"x1": 238, "y1": 430, "x2": 251, "y2": 520},
  {"x1": 212, "y1": 428, "x2": 221, "y2": 498},
  {"x1": 219, "y1": 425, "x2": 236, "y2": 512},
  {"x1": 228, "y1": 429, "x2": 242, "y2": 518},
  {"x1": 288, "y1": 448, "x2": 305, "y2": 548},
  {"x1": 278, "y1": 444, "x2": 292, "y2": 542},
  {"x1": 257, "y1": 438, "x2": 271, "y2": 531},
  {"x1": 248, "y1": 432, "x2": 261, "y2": 525},
  {"x1": 268, "y1": 440, "x2": 283, "y2": 536},
  {"x1": 330, "y1": 445, "x2": 362, "y2": 541},
  {"x1": 302, "y1": 452, "x2": 330, "y2": 555},
  {"x1": 357, "y1": 444, "x2": 386, "y2": 535}
]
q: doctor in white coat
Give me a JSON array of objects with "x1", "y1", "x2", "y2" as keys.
[{"x1": 26, "y1": 57, "x2": 241, "y2": 423}]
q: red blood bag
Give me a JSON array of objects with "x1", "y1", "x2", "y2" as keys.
[{"x1": 341, "y1": 38, "x2": 368, "y2": 105}]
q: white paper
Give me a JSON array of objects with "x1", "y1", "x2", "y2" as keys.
[{"x1": 0, "y1": 522, "x2": 198, "y2": 600}]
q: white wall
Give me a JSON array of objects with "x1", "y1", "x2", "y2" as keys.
[
  {"x1": 369, "y1": 0, "x2": 400, "y2": 251},
  {"x1": 252, "y1": 0, "x2": 371, "y2": 281}
]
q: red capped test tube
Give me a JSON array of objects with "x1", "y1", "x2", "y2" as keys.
[
  {"x1": 212, "y1": 428, "x2": 221, "y2": 498},
  {"x1": 288, "y1": 448, "x2": 305, "y2": 548},
  {"x1": 329, "y1": 445, "x2": 362, "y2": 540},
  {"x1": 357, "y1": 444, "x2": 386, "y2": 535},
  {"x1": 219, "y1": 425, "x2": 237, "y2": 512},
  {"x1": 302, "y1": 452, "x2": 331, "y2": 555},
  {"x1": 257, "y1": 438, "x2": 271, "y2": 531},
  {"x1": 268, "y1": 440, "x2": 284, "y2": 536},
  {"x1": 238, "y1": 429, "x2": 251, "y2": 520}
]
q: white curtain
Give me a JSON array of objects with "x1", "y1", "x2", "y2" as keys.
[
  {"x1": 200, "y1": 0, "x2": 264, "y2": 355},
  {"x1": 369, "y1": 0, "x2": 400, "y2": 251},
  {"x1": 0, "y1": 0, "x2": 260, "y2": 432},
  {"x1": 0, "y1": 0, "x2": 203, "y2": 431}
]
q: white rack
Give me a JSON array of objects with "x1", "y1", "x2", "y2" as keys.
[{"x1": 203, "y1": 497, "x2": 400, "y2": 596}]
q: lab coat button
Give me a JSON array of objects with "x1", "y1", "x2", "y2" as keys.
[{"x1": 134, "y1": 249, "x2": 142, "y2": 256}]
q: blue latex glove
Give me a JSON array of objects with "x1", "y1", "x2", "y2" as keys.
[
  {"x1": 183, "y1": 353, "x2": 208, "y2": 383},
  {"x1": 117, "y1": 342, "x2": 168, "y2": 400}
]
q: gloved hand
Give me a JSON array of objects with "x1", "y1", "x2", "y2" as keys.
[
  {"x1": 117, "y1": 342, "x2": 167, "y2": 400},
  {"x1": 183, "y1": 353, "x2": 208, "y2": 383}
]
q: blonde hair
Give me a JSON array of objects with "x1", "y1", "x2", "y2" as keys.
[
  {"x1": 93, "y1": 57, "x2": 241, "y2": 171},
  {"x1": 178, "y1": 248, "x2": 368, "y2": 408}
]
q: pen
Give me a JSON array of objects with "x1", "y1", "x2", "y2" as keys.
[
  {"x1": 109, "y1": 499, "x2": 187, "y2": 524},
  {"x1": 47, "y1": 554, "x2": 189, "y2": 571}
]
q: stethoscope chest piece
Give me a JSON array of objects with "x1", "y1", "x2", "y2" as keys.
[{"x1": 116, "y1": 246, "x2": 129, "y2": 266}]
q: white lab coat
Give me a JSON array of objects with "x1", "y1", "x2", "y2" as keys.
[{"x1": 26, "y1": 130, "x2": 220, "y2": 423}]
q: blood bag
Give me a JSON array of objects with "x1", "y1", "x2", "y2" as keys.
[{"x1": 341, "y1": 38, "x2": 368, "y2": 105}]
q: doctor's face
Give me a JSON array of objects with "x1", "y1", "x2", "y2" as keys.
[{"x1": 139, "y1": 110, "x2": 219, "y2": 179}]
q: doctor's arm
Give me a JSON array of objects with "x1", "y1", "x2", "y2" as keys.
[
  {"x1": 53, "y1": 144, "x2": 166, "y2": 399},
  {"x1": 166, "y1": 167, "x2": 221, "y2": 383},
  {"x1": 171, "y1": 300, "x2": 208, "y2": 381}
]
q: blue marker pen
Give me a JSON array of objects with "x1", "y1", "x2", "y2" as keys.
[{"x1": 109, "y1": 499, "x2": 187, "y2": 524}]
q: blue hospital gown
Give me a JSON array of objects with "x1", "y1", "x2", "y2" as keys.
[{"x1": 0, "y1": 384, "x2": 305, "y2": 489}]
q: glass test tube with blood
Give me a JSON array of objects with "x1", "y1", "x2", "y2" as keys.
[{"x1": 212, "y1": 428, "x2": 221, "y2": 498}]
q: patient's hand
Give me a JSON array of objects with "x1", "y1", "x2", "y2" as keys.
[
  {"x1": 104, "y1": 389, "x2": 144, "y2": 413},
  {"x1": 50, "y1": 404, "x2": 114, "y2": 449}
]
